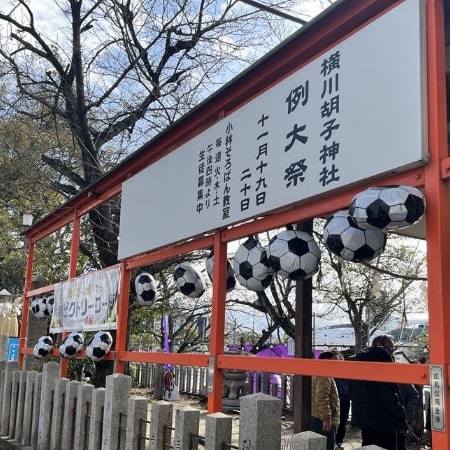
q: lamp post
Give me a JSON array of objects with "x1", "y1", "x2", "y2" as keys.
[{"x1": 22, "y1": 213, "x2": 34, "y2": 228}]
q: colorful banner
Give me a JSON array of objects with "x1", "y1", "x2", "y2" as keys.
[{"x1": 49, "y1": 264, "x2": 120, "y2": 333}]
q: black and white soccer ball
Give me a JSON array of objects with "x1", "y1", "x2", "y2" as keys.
[
  {"x1": 349, "y1": 185, "x2": 426, "y2": 231},
  {"x1": 30, "y1": 296, "x2": 51, "y2": 319},
  {"x1": 86, "y1": 331, "x2": 113, "y2": 362},
  {"x1": 267, "y1": 229, "x2": 321, "y2": 280},
  {"x1": 232, "y1": 236, "x2": 273, "y2": 291},
  {"x1": 205, "y1": 252, "x2": 236, "y2": 292},
  {"x1": 323, "y1": 211, "x2": 387, "y2": 262},
  {"x1": 134, "y1": 272, "x2": 159, "y2": 305},
  {"x1": 33, "y1": 335, "x2": 54, "y2": 359},
  {"x1": 59, "y1": 332, "x2": 84, "y2": 358},
  {"x1": 173, "y1": 262, "x2": 206, "y2": 298},
  {"x1": 45, "y1": 294, "x2": 55, "y2": 315}
]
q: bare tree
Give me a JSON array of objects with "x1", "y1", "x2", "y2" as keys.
[{"x1": 0, "y1": 0, "x2": 310, "y2": 268}]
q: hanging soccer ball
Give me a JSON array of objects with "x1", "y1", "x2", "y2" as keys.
[
  {"x1": 45, "y1": 294, "x2": 55, "y2": 315},
  {"x1": 59, "y1": 332, "x2": 84, "y2": 358},
  {"x1": 86, "y1": 331, "x2": 113, "y2": 362},
  {"x1": 30, "y1": 296, "x2": 51, "y2": 319},
  {"x1": 267, "y1": 229, "x2": 321, "y2": 280},
  {"x1": 173, "y1": 262, "x2": 206, "y2": 298},
  {"x1": 205, "y1": 252, "x2": 236, "y2": 292},
  {"x1": 134, "y1": 272, "x2": 159, "y2": 305},
  {"x1": 323, "y1": 211, "x2": 387, "y2": 262},
  {"x1": 349, "y1": 185, "x2": 426, "y2": 231},
  {"x1": 232, "y1": 236, "x2": 273, "y2": 291},
  {"x1": 33, "y1": 335, "x2": 54, "y2": 359}
]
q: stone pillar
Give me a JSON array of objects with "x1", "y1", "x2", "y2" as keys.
[
  {"x1": 62, "y1": 380, "x2": 81, "y2": 450},
  {"x1": 88, "y1": 388, "x2": 106, "y2": 450},
  {"x1": 0, "y1": 336, "x2": 8, "y2": 360},
  {"x1": 239, "y1": 393, "x2": 282, "y2": 450},
  {"x1": 291, "y1": 431, "x2": 327, "y2": 449},
  {"x1": 74, "y1": 382, "x2": 94, "y2": 450},
  {"x1": 13, "y1": 370, "x2": 27, "y2": 441},
  {"x1": 0, "y1": 360, "x2": 19, "y2": 436},
  {"x1": 125, "y1": 396, "x2": 148, "y2": 450},
  {"x1": 37, "y1": 361, "x2": 60, "y2": 450},
  {"x1": 173, "y1": 406, "x2": 200, "y2": 450},
  {"x1": 149, "y1": 401, "x2": 173, "y2": 450},
  {"x1": 101, "y1": 373, "x2": 132, "y2": 450},
  {"x1": 50, "y1": 378, "x2": 70, "y2": 450},
  {"x1": 205, "y1": 412, "x2": 232, "y2": 450},
  {"x1": 30, "y1": 373, "x2": 42, "y2": 449},
  {"x1": 22, "y1": 370, "x2": 38, "y2": 447},
  {"x1": 8, "y1": 370, "x2": 21, "y2": 439}
]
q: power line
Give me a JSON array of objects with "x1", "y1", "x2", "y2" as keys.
[{"x1": 239, "y1": 0, "x2": 308, "y2": 25}]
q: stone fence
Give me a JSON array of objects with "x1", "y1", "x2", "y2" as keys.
[{"x1": 0, "y1": 360, "x2": 384, "y2": 450}]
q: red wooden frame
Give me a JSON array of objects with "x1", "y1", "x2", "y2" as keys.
[{"x1": 20, "y1": 0, "x2": 450, "y2": 445}]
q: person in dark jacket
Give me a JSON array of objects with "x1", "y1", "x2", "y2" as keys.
[{"x1": 349, "y1": 335, "x2": 407, "y2": 450}]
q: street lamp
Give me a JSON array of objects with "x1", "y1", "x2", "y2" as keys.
[{"x1": 22, "y1": 213, "x2": 34, "y2": 228}]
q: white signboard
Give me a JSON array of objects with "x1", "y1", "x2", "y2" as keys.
[
  {"x1": 49, "y1": 265, "x2": 120, "y2": 333},
  {"x1": 119, "y1": 0, "x2": 426, "y2": 259},
  {"x1": 430, "y1": 365, "x2": 446, "y2": 431}
]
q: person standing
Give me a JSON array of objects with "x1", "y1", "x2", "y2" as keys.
[
  {"x1": 349, "y1": 335, "x2": 407, "y2": 450},
  {"x1": 334, "y1": 352, "x2": 350, "y2": 449},
  {"x1": 311, "y1": 351, "x2": 340, "y2": 450}
]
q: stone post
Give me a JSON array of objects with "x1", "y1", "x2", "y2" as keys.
[
  {"x1": 88, "y1": 388, "x2": 106, "y2": 450},
  {"x1": 22, "y1": 370, "x2": 38, "y2": 447},
  {"x1": 74, "y1": 382, "x2": 94, "y2": 450},
  {"x1": 173, "y1": 406, "x2": 200, "y2": 450},
  {"x1": 37, "y1": 361, "x2": 60, "y2": 450},
  {"x1": 30, "y1": 373, "x2": 42, "y2": 449},
  {"x1": 50, "y1": 378, "x2": 70, "y2": 450},
  {"x1": 149, "y1": 401, "x2": 173, "y2": 450},
  {"x1": 125, "y1": 396, "x2": 148, "y2": 450},
  {"x1": 101, "y1": 373, "x2": 132, "y2": 450},
  {"x1": 0, "y1": 361, "x2": 19, "y2": 436},
  {"x1": 239, "y1": 393, "x2": 282, "y2": 450},
  {"x1": 204, "y1": 412, "x2": 232, "y2": 450},
  {"x1": 13, "y1": 370, "x2": 27, "y2": 441},
  {"x1": 8, "y1": 370, "x2": 21, "y2": 439},
  {"x1": 291, "y1": 431, "x2": 326, "y2": 449},
  {"x1": 62, "y1": 380, "x2": 81, "y2": 450}
]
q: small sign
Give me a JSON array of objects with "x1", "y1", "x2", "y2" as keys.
[
  {"x1": 208, "y1": 355, "x2": 215, "y2": 394},
  {"x1": 7, "y1": 337, "x2": 19, "y2": 361},
  {"x1": 430, "y1": 365, "x2": 446, "y2": 431}
]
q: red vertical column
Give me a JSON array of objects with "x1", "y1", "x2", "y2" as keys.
[
  {"x1": 114, "y1": 263, "x2": 130, "y2": 373},
  {"x1": 207, "y1": 233, "x2": 227, "y2": 413},
  {"x1": 424, "y1": 0, "x2": 450, "y2": 447}
]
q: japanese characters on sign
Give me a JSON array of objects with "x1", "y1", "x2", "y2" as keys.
[
  {"x1": 119, "y1": 0, "x2": 425, "y2": 259},
  {"x1": 196, "y1": 122, "x2": 234, "y2": 220},
  {"x1": 49, "y1": 265, "x2": 120, "y2": 333},
  {"x1": 430, "y1": 365, "x2": 446, "y2": 431}
]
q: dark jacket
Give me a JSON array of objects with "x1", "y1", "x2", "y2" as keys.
[{"x1": 349, "y1": 346, "x2": 407, "y2": 432}]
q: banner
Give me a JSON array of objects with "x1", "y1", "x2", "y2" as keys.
[{"x1": 49, "y1": 264, "x2": 121, "y2": 333}]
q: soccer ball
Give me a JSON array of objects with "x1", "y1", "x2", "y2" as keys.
[
  {"x1": 59, "y1": 332, "x2": 84, "y2": 358},
  {"x1": 134, "y1": 272, "x2": 159, "y2": 305},
  {"x1": 33, "y1": 335, "x2": 54, "y2": 359},
  {"x1": 173, "y1": 262, "x2": 206, "y2": 298},
  {"x1": 205, "y1": 252, "x2": 236, "y2": 292},
  {"x1": 45, "y1": 294, "x2": 55, "y2": 315},
  {"x1": 86, "y1": 331, "x2": 113, "y2": 362},
  {"x1": 267, "y1": 229, "x2": 321, "y2": 280},
  {"x1": 232, "y1": 236, "x2": 273, "y2": 291},
  {"x1": 30, "y1": 296, "x2": 51, "y2": 319},
  {"x1": 323, "y1": 211, "x2": 387, "y2": 262},
  {"x1": 349, "y1": 185, "x2": 426, "y2": 231}
]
